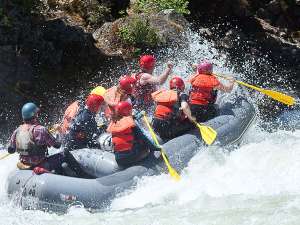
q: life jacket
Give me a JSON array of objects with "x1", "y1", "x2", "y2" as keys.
[
  {"x1": 61, "y1": 100, "x2": 81, "y2": 134},
  {"x1": 107, "y1": 116, "x2": 135, "y2": 152},
  {"x1": 152, "y1": 90, "x2": 183, "y2": 120},
  {"x1": 189, "y1": 74, "x2": 220, "y2": 105},
  {"x1": 132, "y1": 72, "x2": 156, "y2": 107},
  {"x1": 15, "y1": 124, "x2": 47, "y2": 157}
]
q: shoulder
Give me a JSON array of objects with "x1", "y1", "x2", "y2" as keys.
[
  {"x1": 140, "y1": 72, "x2": 152, "y2": 80},
  {"x1": 33, "y1": 125, "x2": 48, "y2": 132}
]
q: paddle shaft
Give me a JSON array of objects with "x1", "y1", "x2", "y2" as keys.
[
  {"x1": 142, "y1": 114, "x2": 181, "y2": 181},
  {"x1": 215, "y1": 74, "x2": 295, "y2": 106}
]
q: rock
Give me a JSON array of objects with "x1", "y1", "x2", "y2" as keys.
[
  {"x1": 275, "y1": 15, "x2": 289, "y2": 28},
  {"x1": 256, "y1": 8, "x2": 271, "y2": 19},
  {"x1": 93, "y1": 10, "x2": 189, "y2": 57},
  {"x1": 232, "y1": 0, "x2": 252, "y2": 17},
  {"x1": 266, "y1": 0, "x2": 282, "y2": 16}
]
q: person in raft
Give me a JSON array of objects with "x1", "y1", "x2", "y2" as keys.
[
  {"x1": 53, "y1": 86, "x2": 106, "y2": 137},
  {"x1": 104, "y1": 75, "x2": 137, "y2": 120},
  {"x1": 7, "y1": 102, "x2": 63, "y2": 174},
  {"x1": 131, "y1": 55, "x2": 173, "y2": 111},
  {"x1": 107, "y1": 101, "x2": 159, "y2": 167},
  {"x1": 64, "y1": 94, "x2": 106, "y2": 151},
  {"x1": 151, "y1": 76, "x2": 196, "y2": 140},
  {"x1": 189, "y1": 61, "x2": 235, "y2": 122}
]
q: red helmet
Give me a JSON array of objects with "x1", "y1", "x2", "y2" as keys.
[
  {"x1": 119, "y1": 76, "x2": 136, "y2": 94},
  {"x1": 139, "y1": 55, "x2": 156, "y2": 71},
  {"x1": 115, "y1": 101, "x2": 132, "y2": 116},
  {"x1": 85, "y1": 94, "x2": 104, "y2": 113},
  {"x1": 197, "y1": 61, "x2": 213, "y2": 74},
  {"x1": 169, "y1": 76, "x2": 185, "y2": 91}
]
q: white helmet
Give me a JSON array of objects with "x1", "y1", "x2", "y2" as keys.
[{"x1": 97, "y1": 133, "x2": 113, "y2": 151}]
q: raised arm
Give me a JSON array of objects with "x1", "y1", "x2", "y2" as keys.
[{"x1": 140, "y1": 62, "x2": 173, "y2": 85}]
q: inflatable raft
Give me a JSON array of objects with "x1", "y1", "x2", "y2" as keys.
[{"x1": 6, "y1": 97, "x2": 256, "y2": 212}]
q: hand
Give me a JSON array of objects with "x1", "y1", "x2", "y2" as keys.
[
  {"x1": 191, "y1": 63, "x2": 197, "y2": 71},
  {"x1": 166, "y1": 61, "x2": 173, "y2": 70},
  {"x1": 51, "y1": 123, "x2": 61, "y2": 133},
  {"x1": 33, "y1": 167, "x2": 50, "y2": 175},
  {"x1": 228, "y1": 76, "x2": 235, "y2": 83},
  {"x1": 190, "y1": 116, "x2": 197, "y2": 123}
]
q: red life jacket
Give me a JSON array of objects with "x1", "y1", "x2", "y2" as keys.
[
  {"x1": 152, "y1": 89, "x2": 182, "y2": 120},
  {"x1": 107, "y1": 116, "x2": 136, "y2": 152},
  {"x1": 189, "y1": 74, "x2": 220, "y2": 105},
  {"x1": 132, "y1": 72, "x2": 156, "y2": 107},
  {"x1": 61, "y1": 101, "x2": 80, "y2": 134}
]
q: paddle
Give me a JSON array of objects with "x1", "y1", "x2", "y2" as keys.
[
  {"x1": 142, "y1": 113, "x2": 181, "y2": 181},
  {"x1": 194, "y1": 121, "x2": 217, "y2": 145},
  {"x1": 0, "y1": 153, "x2": 11, "y2": 160},
  {"x1": 215, "y1": 74, "x2": 295, "y2": 106}
]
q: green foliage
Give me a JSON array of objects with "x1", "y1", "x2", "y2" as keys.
[
  {"x1": 132, "y1": 0, "x2": 190, "y2": 15},
  {"x1": 0, "y1": 7, "x2": 12, "y2": 27},
  {"x1": 118, "y1": 17, "x2": 160, "y2": 48}
]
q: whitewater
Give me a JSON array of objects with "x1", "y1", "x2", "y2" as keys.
[{"x1": 0, "y1": 30, "x2": 299, "y2": 225}]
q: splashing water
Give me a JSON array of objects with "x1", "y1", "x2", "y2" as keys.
[{"x1": 0, "y1": 30, "x2": 299, "y2": 225}]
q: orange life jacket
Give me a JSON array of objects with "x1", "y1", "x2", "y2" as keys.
[
  {"x1": 152, "y1": 89, "x2": 182, "y2": 120},
  {"x1": 132, "y1": 72, "x2": 156, "y2": 106},
  {"x1": 61, "y1": 101, "x2": 80, "y2": 134},
  {"x1": 107, "y1": 116, "x2": 136, "y2": 152},
  {"x1": 189, "y1": 74, "x2": 220, "y2": 105}
]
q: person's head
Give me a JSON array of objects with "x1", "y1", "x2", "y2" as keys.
[
  {"x1": 21, "y1": 102, "x2": 39, "y2": 122},
  {"x1": 119, "y1": 76, "x2": 136, "y2": 95},
  {"x1": 139, "y1": 55, "x2": 156, "y2": 73},
  {"x1": 85, "y1": 94, "x2": 104, "y2": 113},
  {"x1": 115, "y1": 101, "x2": 132, "y2": 117},
  {"x1": 90, "y1": 86, "x2": 106, "y2": 96},
  {"x1": 169, "y1": 76, "x2": 185, "y2": 92},
  {"x1": 197, "y1": 61, "x2": 213, "y2": 74}
]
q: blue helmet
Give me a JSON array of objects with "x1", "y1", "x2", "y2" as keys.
[{"x1": 21, "y1": 102, "x2": 39, "y2": 120}]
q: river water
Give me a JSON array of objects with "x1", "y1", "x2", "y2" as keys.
[{"x1": 0, "y1": 30, "x2": 299, "y2": 225}]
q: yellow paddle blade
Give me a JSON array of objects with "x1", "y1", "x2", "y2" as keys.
[
  {"x1": 161, "y1": 151, "x2": 181, "y2": 181},
  {"x1": 195, "y1": 122, "x2": 217, "y2": 145},
  {"x1": 0, "y1": 153, "x2": 11, "y2": 160},
  {"x1": 236, "y1": 80, "x2": 295, "y2": 105},
  {"x1": 260, "y1": 89, "x2": 295, "y2": 106},
  {"x1": 143, "y1": 114, "x2": 181, "y2": 181}
]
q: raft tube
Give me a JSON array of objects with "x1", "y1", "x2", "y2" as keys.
[{"x1": 6, "y1": 97, "x2": 256, "y2": 212}]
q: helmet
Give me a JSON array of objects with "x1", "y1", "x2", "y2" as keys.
[
  {"x1": 90, "y1": 86, "x2": 106, "y2": 96},
  {"x1": 21, "y1": 102, "x2": 39, "y2": 120},
  {"x1": 169, "y1": 76, "x2": 185, "y2": 91},
  {"x1": 197, "y1": 61, "x2": 213, "y2": 74},
  {"x1": 139, "y1": 55, "x2": 156, "y2": 71},
  {"x1": 119, "y1": 76, "x2": 136, "y2": 94},
  {"x1": 85, "y1": 94, "x2": 104, "y2": 113},
  {"x1": 98, "y1": 133, "x2": 113, "y2": 151},
  {"x1": 115, "y1": 101, "x2": 132, "y2": 116}
]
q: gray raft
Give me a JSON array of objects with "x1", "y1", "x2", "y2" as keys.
[{"x1": 6, "y1": 97, "x2": 256, "y2": 212}]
